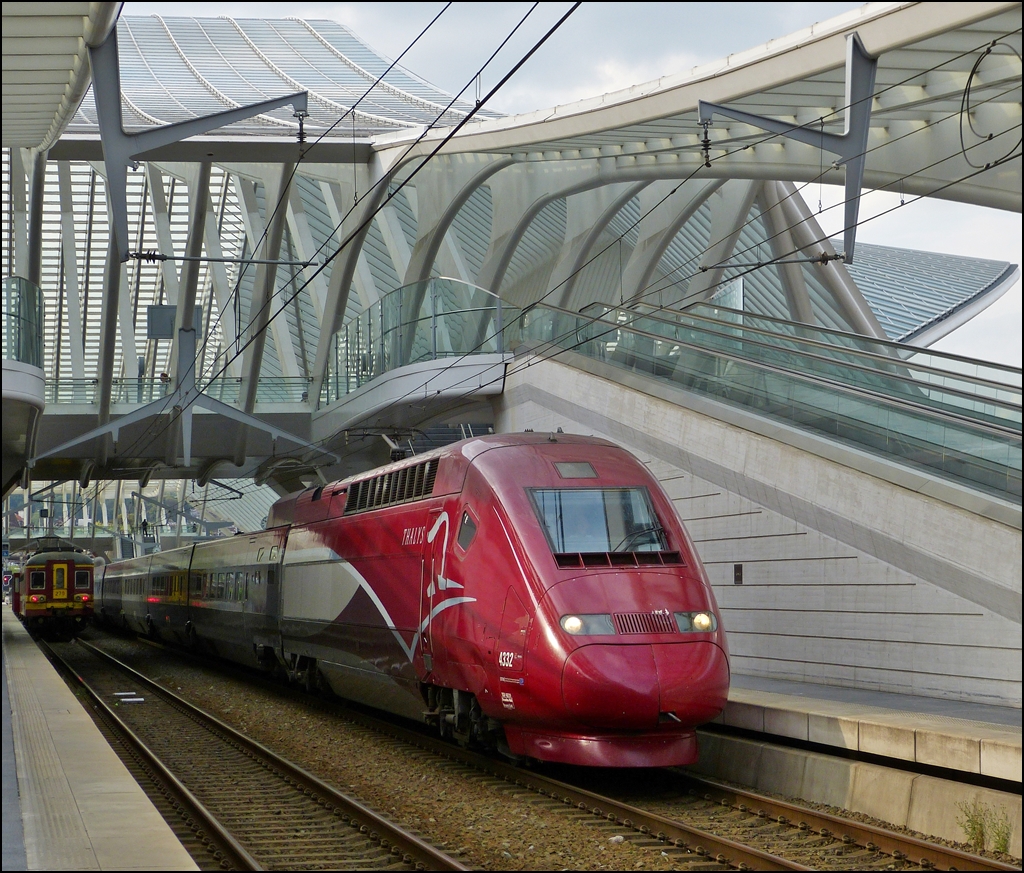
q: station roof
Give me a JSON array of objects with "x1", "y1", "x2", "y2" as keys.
[
  {"x1": 1, "y1": 2, "x2": 120, "y2": 150},
  {"x1": 380, "y1": 1, "x2": 1022, "y2": 213},
  {"x1": 66, "y1": 15, "x2": 500, "y2": 139}
]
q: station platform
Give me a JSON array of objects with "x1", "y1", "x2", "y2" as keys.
[
  {"x1": 1, "y1": 605, "x2": 197, "y2": 871},
  {"x1": 717, "y1": 673, "x2": 1022, "y2": 783}
]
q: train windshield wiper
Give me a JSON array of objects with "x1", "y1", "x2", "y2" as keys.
[{"x1": 612, "y1": 524, "x2": 665, "y2": 552}]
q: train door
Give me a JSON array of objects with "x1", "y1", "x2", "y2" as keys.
[
  {"x1": 12, "y1": 570, "x2": 23, "y2": 613},
  {"x1": 420, "y1": 507, "x2": 458, "y2": 680},
  {"x1": 52, "y1": 563, "x2": 69, "y2": 602},
  {"x1": 419, "y1": 509, "x2": 442, "y2": 677}
]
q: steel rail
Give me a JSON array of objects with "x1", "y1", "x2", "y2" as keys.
[
  {"x1": 297, "y1": 691, "x2": 1015, "y2": 873},
  {"x1": 73, "y1": 638, "x2": 466, "y2": 872},
  {"x1": 113, "y1": 637, "x2": 805, "y2": 869},
  {"x1": 494, "y1": 768, "x2": 810, "y2": 871},
  {"x1": 114, "y1": 635, "x2": 1019, "y2": 872},
  {"x1": 42, "y1": 640, "x2": 261, "y2": 871},
  {"x1": 684, "y1": 772, "x2": 1020, "y2": 872},
  {"x1": 245, "y1": 686, "x2": 809, "y2": 871}
]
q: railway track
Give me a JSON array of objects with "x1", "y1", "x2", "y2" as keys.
[
  {"x1": 78, "y1": 632, "x2": 1019, "y2": 872},
  {"x1": 336, "y1": 712, "x2": 1019, "y2": 872},
  {"x1": 663, "y1": 773, "x2": 1019, "y2": 873},
  {"x1": 45, "y1": 638, "x2": 465, "y2": 872}
]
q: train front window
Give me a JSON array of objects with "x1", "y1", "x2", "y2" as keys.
[
  {"x1": 529, "y1": 487, "x2": 667, "y2": 553},
  {"x1": 30, "y1": 571, "x2": 45, "y2": 590},
  {"x1": 75, "y1": 570, "x2": 90, "y2": 589}
]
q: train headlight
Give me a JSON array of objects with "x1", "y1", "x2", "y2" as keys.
[
  {"x1": 562, "y1": 615, "x2": 584, "y2": 634},
  {"x1": 674, "y1": 611, "x2": 717, "y2": 633},
  {"x1": 560, "y1": 614, "x2": 615, "y2": 635},
  {"x1": 29, "y1": 594, "x2": 46, "y2": 604}
]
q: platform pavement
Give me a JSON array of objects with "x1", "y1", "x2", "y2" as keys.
[
  {"x1": 2, "y1": 604, "x2": 197, "y2": 871},
  {"x1": 716, "y1": 673, "x2": 1022, "y2": 783}
]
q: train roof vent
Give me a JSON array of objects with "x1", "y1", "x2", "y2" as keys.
[{"x1": 344, "y1": 458, "x2": 439, "y2": 516}]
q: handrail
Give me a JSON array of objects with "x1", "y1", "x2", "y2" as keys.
[
  {"x1": 319, "y1": 276, "x2": 519, "y2": 407},
  {"x1": 2, "y1": 276, "x2": 45, "y2": 369},
  {"x1": 521, "y1": 302, "x2": 1022, "y2": 503},
  {"x1": 619, "y1": 302, "x2": 1023, "y2": 399},
  {"x1": 580, "y1": 304, "x2": 1022, "y2": 426},
  {"x1": 685, "y1": 301, "x2": 1023, "y2": 386},
  {"x1": 541, "y1": 305, "x2": 1022, "y2": 440}
]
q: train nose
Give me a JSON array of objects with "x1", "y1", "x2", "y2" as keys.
[{"x1": 562, "y1": 642, "x2": 729, "y2": 730}]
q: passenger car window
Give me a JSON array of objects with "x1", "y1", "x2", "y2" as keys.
[{"x1": 457, "y1": 510, "x2": 477, "y2": 550}]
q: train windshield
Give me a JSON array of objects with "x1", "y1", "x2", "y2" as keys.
[{"x1": 529, "y1": 487, "x2": 667, "y2": 553}]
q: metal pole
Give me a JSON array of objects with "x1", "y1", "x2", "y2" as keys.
[
  {"x1": 431, "y1": 280, "x2": 437, "y2": 359},
  {"x1": 27, "y1": 150, "x2": 47, "y2": 288}
]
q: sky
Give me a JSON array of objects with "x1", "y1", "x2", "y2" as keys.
[{"x1": 126, "y1": 1, "x2": 1022, "y2": 368}]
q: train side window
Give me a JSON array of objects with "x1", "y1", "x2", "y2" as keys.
[
  {"x1": 457, "y1": 510, "x2": 478, "y2": 551},
  {"x1": 30, "y1": 571, "x2": 45, "y2": 590},
  {"x1": 75, "y1": 570, "x2": 90, "y2": 589},
  {"x1": 257, "y1": 548, "x2": 265, "y2": 562},
  {"x1": 269, "y1": 546, "x2": 279, "y2": 561}
]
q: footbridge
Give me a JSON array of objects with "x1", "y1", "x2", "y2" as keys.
[{"x1": 30, "y1": 278, "x2": 515, "y2": 490}]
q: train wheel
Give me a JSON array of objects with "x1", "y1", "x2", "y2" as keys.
[{"x1": 303, "y1": 660, "x2": 318, "y2": 694}]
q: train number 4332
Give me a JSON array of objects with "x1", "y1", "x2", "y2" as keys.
[{"x1": 498, "y1": 651, "x2": 516, "y2": 668}]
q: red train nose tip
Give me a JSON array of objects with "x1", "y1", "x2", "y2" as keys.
[
  {"x1": 652, "y1": 641, "x2": 730, "y2": 725},
  {"x1": 562, "y1": 641, "x2": 729, "y2": 730}
]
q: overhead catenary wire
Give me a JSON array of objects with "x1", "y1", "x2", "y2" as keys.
[
  {"x1": 36, "y1": 13, "x2": 1020, "y2": 508},
  {"x1": 179, "y1": 19, "x2": 1024, "y2": 432},
  {"x1": 54, "y1": 3, "x2": 460, "y2": 510},
  {"x1": 181, "y1": 24, "x2": 1024, "y2": 474},
  {"x1": 107, "y1": 2, "x2": 581, "y2": 468},
  {"x1": 304, "y1": 115, "x2": 1023, "y2": 449},
  {"x1": 288, "y1": 38, "x2": 1024, "y2": 444},
  {"x1": 188, "y1": 0, "x2": 547, "y2": 399}
]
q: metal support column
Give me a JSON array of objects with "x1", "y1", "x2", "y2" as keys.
[{"x1": 27, "y1": 150, "x2": 47, "y2": 288}]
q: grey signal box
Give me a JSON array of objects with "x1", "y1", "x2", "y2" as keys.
[{"x1": 147, "y1": 305, "x2": 201, "y2": 339}]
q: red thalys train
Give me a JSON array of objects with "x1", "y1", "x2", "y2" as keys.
[
  {"x1": 96, "y1": 433, "x2": 729, "y2": 767},
  {"x1": 12, "y1": 539, "x2": 97, "y2": 638}
]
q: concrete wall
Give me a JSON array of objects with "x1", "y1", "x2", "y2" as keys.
[
  {"x1": 693, "y1": 731, "x2": 1022, "y2": 857},
  {"x1": 493, "y1": 354, "x2": 1022, "y2": 708}
]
